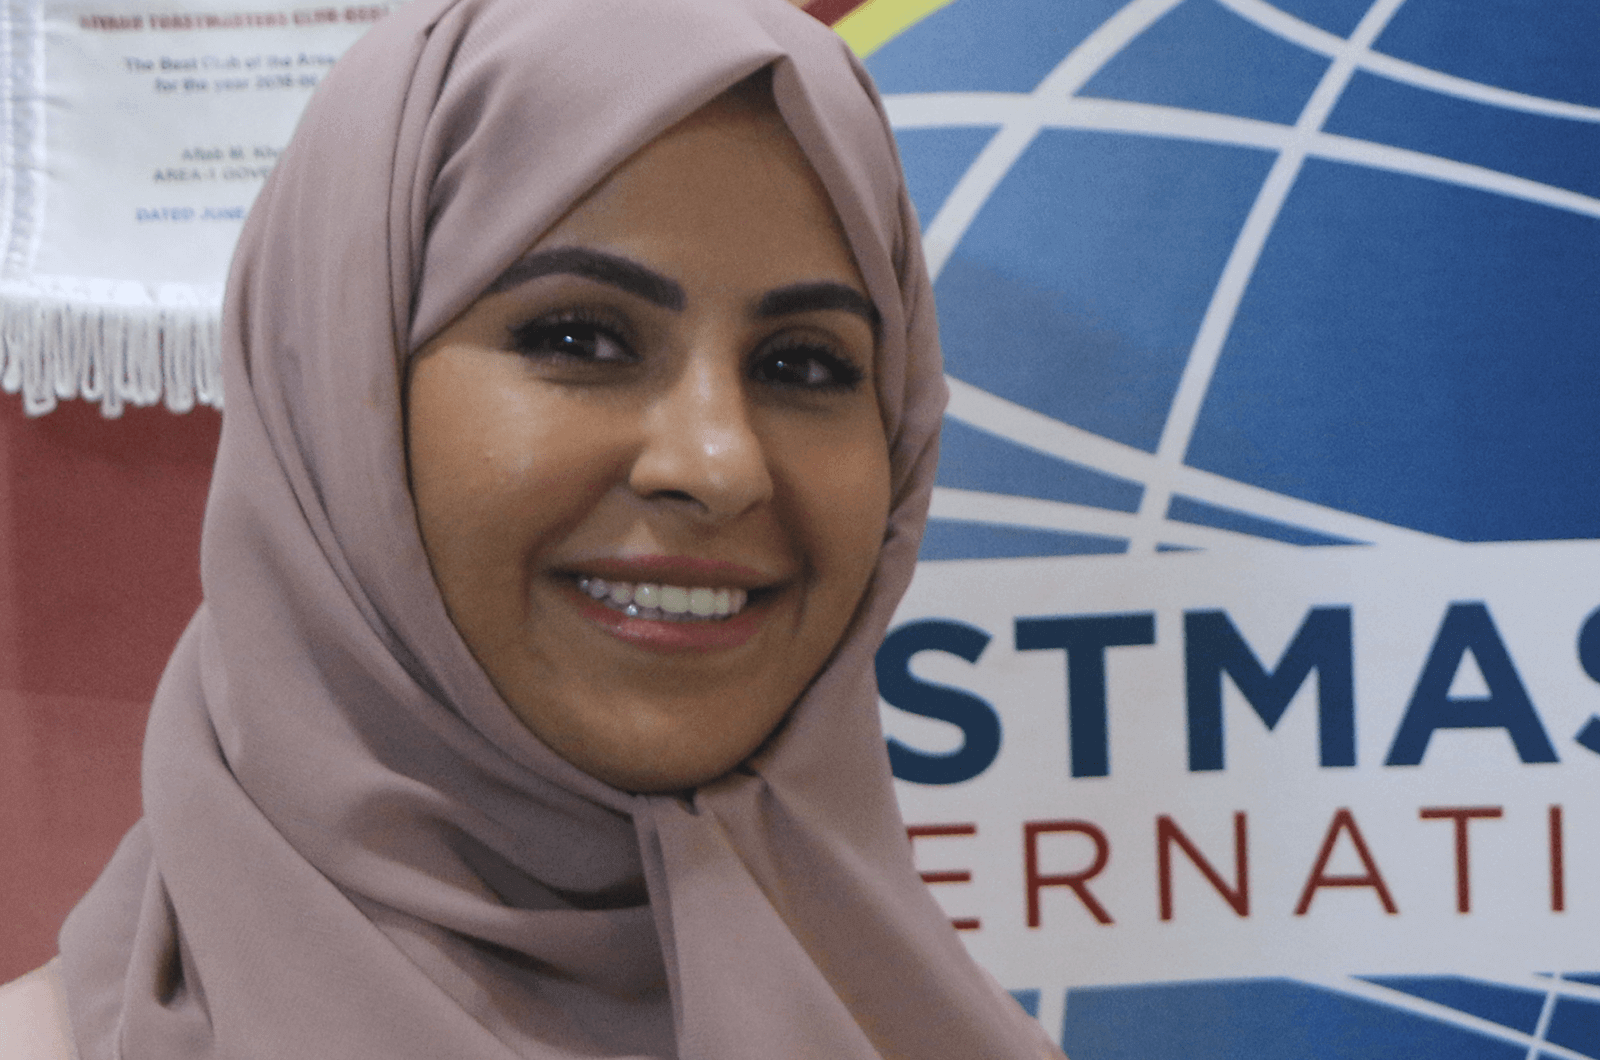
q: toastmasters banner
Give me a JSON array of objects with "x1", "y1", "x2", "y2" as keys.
[
  {"x1": 0, "y1": 0, "x2": 395, "y2": 415},
  {"x1": 845, "y1": 0, "x2": 1600, "y2": 1056}
]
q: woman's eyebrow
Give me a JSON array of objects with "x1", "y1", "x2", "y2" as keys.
[
  {"x1": 756, "y1": 282, "x2": 880, "y2": 332},
  {"x1": 489, "y1": 247, "x2": 686, "y2": 310}
]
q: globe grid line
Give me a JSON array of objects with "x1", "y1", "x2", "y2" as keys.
[
  {"x1": 1129, "y1": 0, "x2": 1408, "y2": 554},
  {"x1": 898, "y1": 0, "x2": 1597, "y2": 557},
  {"x1": 1313, "y1": 133, "x2": 1600, "y2": 219},
  {"x1": 1334, "y1": 968, "x2": 1600, "y2": 1060},
  {"x1": 1216, "y1": 0, "x2": 1600, "y2": 125},
  {"x1": 928, "y1": 485, "x2": 1309, "y2": 553},
  {"x1": 884, "y1": 95, "x2": 1600, "y2": 223},
  {"x1": 934, "y1": 377, "x2": 1452, "y2": 550},
  {"x1": 1030, "y1": 984, "x2": 1067, "y2": 1060},
  {"x1": 1478, "y1": 970, "x2": 1600, "y2": 1005},
  {"x1": 941, "y1": 376, "x2": 1453, "y2": 551},
  {"x1": 1514, "y1": 971, "x2": 1600, "y2": 1060},
  {"x1": 1529, "y1": 973, "x2": 1562, "y2": 1060},
  {"x1": 1298, "y1": 973, "x2": 1593, "y2": 1060},
  {"x1": 879, "y1": 2, "x2": 1600, "y2": 1050},
  {"x1": 917, "y1": 0, "x2": 1185, "y2": 282}
]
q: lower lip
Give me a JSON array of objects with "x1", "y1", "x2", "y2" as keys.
[{"x1": 563, "y1": 582, "x2": 767, "y2": 653}]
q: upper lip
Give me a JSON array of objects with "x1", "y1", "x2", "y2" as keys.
[{"x1": 559, "y1": 555, "x2": 780, "y2": 589}]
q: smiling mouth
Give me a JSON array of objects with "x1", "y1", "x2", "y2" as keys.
[{"x1": 576, "y1": 576, "x2": 751, "y2": 622}]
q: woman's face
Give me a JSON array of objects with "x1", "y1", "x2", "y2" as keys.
[{"x1": 407, "y1": 90, "x2": 891, "y2": 792}]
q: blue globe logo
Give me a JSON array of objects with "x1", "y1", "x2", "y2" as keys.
[
  {"x1": 867, "y1": 0, "x2": 1600, "y2": 1055},
  {"x1": 866, "y1": 0, "x2": 1600, "y2": 563}
]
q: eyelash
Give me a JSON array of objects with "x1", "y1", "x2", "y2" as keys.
[
  {"x1": 506, "y1": 309, "x2": 866, "y2": 393},
  {"x1": 507, "y1": 309, "x2": 636, "y2": 366},
  {"x1": 751, "y1": 336, "x2": 864, "y2": 392}
]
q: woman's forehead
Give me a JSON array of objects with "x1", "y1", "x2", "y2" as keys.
[{"x1": 537, "y1": 92, "x2": 860, "y2": 267}]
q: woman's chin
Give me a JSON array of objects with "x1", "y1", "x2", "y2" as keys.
[{"x1": 543, "y1": 730, "x2": 760, "y2": 794}]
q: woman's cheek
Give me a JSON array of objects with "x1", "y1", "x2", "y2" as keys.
[{"x1": 788, "y1": 419, "x2": 891, "y2": 604}]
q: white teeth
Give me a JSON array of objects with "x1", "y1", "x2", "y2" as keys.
[
  {"x1": 575, "y1": 577, "x2": 750, "y2": 622},
  {"x1": 659, "y1": 586, "x2": 689, "y2": 614}
]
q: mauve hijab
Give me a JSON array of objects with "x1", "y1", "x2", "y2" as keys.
[{"x1": 58, "y1": 0, "x2": 1060, "y2": 1056}]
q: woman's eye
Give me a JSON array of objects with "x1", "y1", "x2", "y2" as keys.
[
  {"x1": 508, "y1": 315, "x2": 634, "y2": 364},
  {"x1": 753, "y1": 341, "x2": 864, "y2": 392}
]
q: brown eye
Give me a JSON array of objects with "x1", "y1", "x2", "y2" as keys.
[
  {"x1": 752, "y1": 339, "x2": 863, "y2": 392},
  {"x1": 509, "y1": 313, "x2": 635, "y2": 364}
]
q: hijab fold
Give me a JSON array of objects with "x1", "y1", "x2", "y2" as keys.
[{"x1": 60, "y1": 0, "x2": 1061, "y2": 1056}]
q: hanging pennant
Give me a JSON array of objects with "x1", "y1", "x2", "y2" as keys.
[{"x1": 0, "y1": 0, "x2": 397, "y2": 415}]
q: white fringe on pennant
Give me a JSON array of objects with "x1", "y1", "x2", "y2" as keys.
[{"x1": 0, "y1": 277, "x2": 223, "y2": 417}]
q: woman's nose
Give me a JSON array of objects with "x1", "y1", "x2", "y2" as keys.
[{"x1": 628, "y1": 360, "x2": 774, "y2": 520}]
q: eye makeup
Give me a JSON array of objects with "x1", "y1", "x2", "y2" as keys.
[{"x1": 507, "y1": 308, "x2": 636, "y2": 366}]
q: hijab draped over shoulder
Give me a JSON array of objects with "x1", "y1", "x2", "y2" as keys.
[{"x1": 58, "y1": 0, "x2": 1059, "y2": 1056}]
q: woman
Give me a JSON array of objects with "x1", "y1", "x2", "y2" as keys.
[{"x1": 10, "y1": 0, "x2": 1063, "y2": 1055}]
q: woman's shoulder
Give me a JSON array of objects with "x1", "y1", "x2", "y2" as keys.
[{"x1": 0, "y1": 960, "x2": 77, "y2": 1060}]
